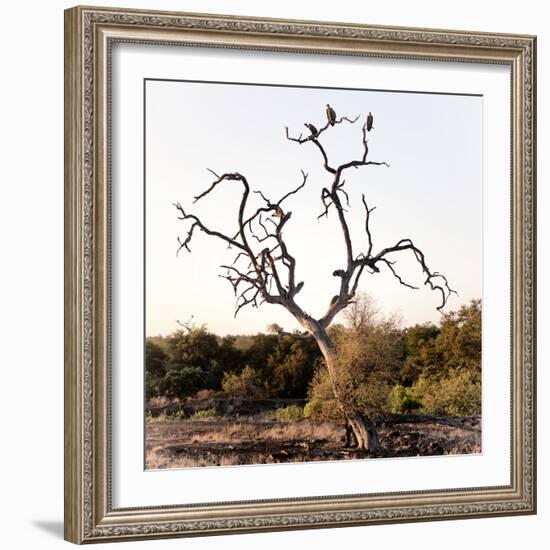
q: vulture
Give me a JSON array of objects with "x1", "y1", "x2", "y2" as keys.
[
  {"x1": 272, "y1": 206, "x2": 284, "y2": 218},
  {"x1": 304, "y1": 123, "x2": 318, "y2": 137},
  {"x1": 366, "y1": 111, "x2": 374, "y2": 132},
  {"x1": 326, "y1": 104, "x2": 337, "y2": 126}
]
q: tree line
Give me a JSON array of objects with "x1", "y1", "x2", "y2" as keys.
[{"x1": 146, "y1": 298, "x2": 481, "y2": 418}]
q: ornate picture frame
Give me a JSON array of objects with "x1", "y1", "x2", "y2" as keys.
[{"x1": 64, "y1": 5, "x2": 536, "y2": 544}]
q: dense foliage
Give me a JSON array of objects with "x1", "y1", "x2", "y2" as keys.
[
  {"x1": 388, "y1": 299, "x2": 482, "y2": 416},
  {"x1": 146, "y1": 299, "x2": 482, "y2": 417},
  {"x1": 306, "y1": 317, "x2": 404, "y2": 421},
  {"x1": 146, "y1": 327, "x2": 321, "y2": 403}
]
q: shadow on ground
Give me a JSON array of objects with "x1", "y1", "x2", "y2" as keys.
[{"x1": 33, "y1": 520, "x2": 64, "y2": 539}]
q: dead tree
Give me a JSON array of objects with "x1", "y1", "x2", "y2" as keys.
[{"x1": 174, "y1": 107, "x2": 455, "y2": 452}]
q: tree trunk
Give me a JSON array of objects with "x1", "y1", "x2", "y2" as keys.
[
  {"x1": 301, "y1": 318, "x2": 381, "y2": 453},
  {"x1": 347, "y1": 411, "x2": 380, "y2": 452}
]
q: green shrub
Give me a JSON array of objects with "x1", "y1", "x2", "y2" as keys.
[
  {"x1": 222, "y1": 366, "x2": 263, "y2": 398},
  {"x1": 413, "y1": 370, "x2": 481, "y2": 416},
  {"x1": 303, "y1": 397, "x2": 342, "y2": 421},
  {"x1": 166, "y1": 409, "x2": 187, "y2": 420},
  {"x1": 303, "y1": 401, "x2": 320, "y2": 418},
  {"x1": 191, "y1": 407, "x2": 219, "y2": 420},
  {"x1": 274, "y1": 405, "x2": 304, "y2": 422},
  {"x1": 388, "y1": 385, "x2": 422, "y2": 414}
]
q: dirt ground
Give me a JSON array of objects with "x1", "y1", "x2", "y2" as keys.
[{"x1": 145, "y1": 415, "x2": 481, "y2": 469}]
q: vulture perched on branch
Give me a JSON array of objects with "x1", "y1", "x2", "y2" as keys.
[
  {"x1": 366, "y1": 111, "x2": 374, "y2": 132},
  {"x1": 304, "y1": 123, "x2": 318, "y2": 137},
  {"x1": 271, "y1": 206, "x2": 284, "y2": 218},
  {"x1": 326, "y1": 104, "x2": 336, "y2": 126}
]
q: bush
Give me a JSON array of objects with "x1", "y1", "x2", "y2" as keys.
[
  {"x1": 274, "y1": 405, "x2": 304, "y2": 422},
  {"x1": 166, "y1": 410, "x2": 186, "y2": 420},
  {"x1": 388, "y1": 385, "x2": 421, "y2": 414},
  {"x1": 222, "y1": 366, "x2": 263, "y2": 398},
  {"x1": 326, "y1": 316, "x2": 403, "y2": 418},
  {"x1": 303, "y1": 401, "x2": 320, "y2": 418},
  {"x1": 304, "y1": 368, "x2": 344, "y2": 422},
  {"x1": 413, "y1": 370, "x2": 481, "y2": 416},
  {"x1": 191, "y1": 407, "x2": 219, "y2": 420}
]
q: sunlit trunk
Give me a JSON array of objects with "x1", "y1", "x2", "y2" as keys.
[{"x1": 347, "y1": 411, "x2": 380, "y2": 451}]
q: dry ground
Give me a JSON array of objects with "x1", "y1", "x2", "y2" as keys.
[{"x1": 145, "y1": 415, "x2": 481, "y2": 469}]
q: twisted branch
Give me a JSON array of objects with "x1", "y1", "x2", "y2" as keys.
[{"x1": 175, "y1": 169, "x2": 308, "y2": 318}]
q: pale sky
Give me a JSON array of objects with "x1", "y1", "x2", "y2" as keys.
[{"x1": 145, "y1": 79, "x2": 482, "y2": 336}]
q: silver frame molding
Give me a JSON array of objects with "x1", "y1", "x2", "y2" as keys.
[{"x1": 64, "y1": 5, "x2": 536, "y2": 544}]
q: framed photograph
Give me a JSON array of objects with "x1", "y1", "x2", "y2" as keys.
[{"x1": 64, "y1": 5, "x2": 537, "y2": 544}]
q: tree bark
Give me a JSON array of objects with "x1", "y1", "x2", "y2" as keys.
[
  {"x1": 347, "y1": 411, "x2": 380, "y2": 452},
  {"x1": 302, "y1": 318, "x2": 381, "y2": 453}
]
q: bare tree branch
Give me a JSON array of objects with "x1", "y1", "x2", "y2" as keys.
[
  {"x1": 176, "y1": 107, "x2": 454, "y2": 330},
  {"x1": 285, "y1": 110, "x2": 454, "y2": 326},
  {"x1": 175, "y1": 168, "x2": 309, "y2": 318},
  {"x1": 355, "y1": 238, "x2": 457, "y2": 311},
  {"x1": 174, "y1": 202, "x2": 245, "y2": 255},
  {"x1": 361, "y1": 194, "x2": 376, "y2": 258},
  {"x1": 378, "y1": 258, "x2": 419, "y2": 290},
  {"x1": 176, "y1": 315, "x2": 195, "y2": 332}
]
